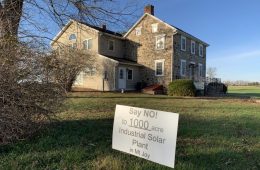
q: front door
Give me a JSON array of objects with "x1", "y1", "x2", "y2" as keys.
[{"x1": 118, "y1": 67, "x2": 126, "y2": 89}]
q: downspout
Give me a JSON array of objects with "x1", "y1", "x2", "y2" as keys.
[{"x1": 114, "y1": 63, "x2": 119, "y2": 91}]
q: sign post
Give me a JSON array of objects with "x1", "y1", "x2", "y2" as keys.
[{"x1": 112, "y1": 105, "x2": 179, "y2": 168}]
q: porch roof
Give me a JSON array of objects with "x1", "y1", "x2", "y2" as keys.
[{"x1": 101, "y1": 55, "x2": 143, "y2": 67}]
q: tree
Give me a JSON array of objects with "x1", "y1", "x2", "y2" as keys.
[
  {"x1": 0, "y1": 0, "x2": 141, "y2": 40},
  {"x1": 207, "y1": 67, "x2": 217, "y2": 79},
  {"x1": 44, "y1": 49, "x2": 96, "y2": 92},
  {"x1": 0, "y1": 0, "x2": 141, "y2": 144}
]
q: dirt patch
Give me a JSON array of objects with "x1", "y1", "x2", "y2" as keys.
[{"x1": 254, "y1": 100, "x2": 260, "y2": 104}]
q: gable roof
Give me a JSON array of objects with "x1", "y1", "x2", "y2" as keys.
[
  {"x1": 50, "y1": 20, "x2": 74, "y2": 45},
  {"x1": 77, "y1": 21, "x2": 122, "y2": 37},
  {"x1": 124, "y1": 13, "x2": 209, "y2": 46},
  {"x1": 50, "y1": 20, "x2": 122, "y2": 45}
]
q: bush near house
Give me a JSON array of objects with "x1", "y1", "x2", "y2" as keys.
[
  {"x1": 168, "y1": 79, "x2": 196, "y2": 96},
  {"x1": 206, "y1": 82, "x2": 228, "y2": 95},
  {"x1": 223, "y1": 84, "x2": 228, "y2": 94},
  {"x1": 135, "y1": 81, "x2": 147, "y2": 91}
]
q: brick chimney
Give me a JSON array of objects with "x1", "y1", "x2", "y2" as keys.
[
  {"x1": 144, "y1": 5, "x2": 154, "y2": 15},
  {"x1": 102, "y1": 24, "x2": 106, "y2": 30}
]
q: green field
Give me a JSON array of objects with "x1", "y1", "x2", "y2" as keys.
[
  {"x1": 1, "y1": 92, "x2": 260, "y2": 170},
  {"x1": 228, "y1": 86, "x2": 260, "y2": 98}
]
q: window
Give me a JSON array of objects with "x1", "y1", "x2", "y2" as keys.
[
  {"x1": 198, "y1": 63, "x2": 203, "y2": 77},
  {"x1": 84, "y1": 67, "x2": 96, "y2": 76},
  {"x1": 74, "y1": 72, "x2": 84, "y2": 85},
  {"x1": 191, "y1": 41, "x2": 195, "y2": 54},
  {"x1": 135, "y1": 27, "x2": 142, "y2": 36},
  {"x1": 119, "y1": 69, "x2": 124, "y2": 79},
  {"x1": 181, "y1": 36, "x2": 186, "y2": 51},
  {"x1": 69, "y1": 34, "x2": 77, "y2": 40},
  {"x1": 155, "y1": 59, "x2": 165, "y2": 76},
  {"x1": 180, "y1": 59, "x2": 186, "y2": 76},
  {"x1": 127, "y1": 69, "x2": 133, "y2": 80},
  {"x1": 155, "y1": 35, "x2": 165, "y2": 50},
  {"x1": 108, "y1": 40, "x2": 114, "y2": 51},
  {"x1": 83, "y1": 39, "x2": 93, "y2": 50},
  {"x1": 151, "y1": 23, "x2": 158, "y2": 33},
  {"x1": 199, "y1": 44, "x2": 203, "y2": 57}
]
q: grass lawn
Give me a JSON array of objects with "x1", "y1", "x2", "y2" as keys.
[
  {"x1": 0, "y1": 92, "x2": 260, "y2": 170},
  {"x1": 228, "y1": 86, "x2": 260, "y2": 99}
]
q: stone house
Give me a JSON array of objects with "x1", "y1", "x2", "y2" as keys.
[{"x1": 51, "y1": 5, "x2": 209, "y2": 92}]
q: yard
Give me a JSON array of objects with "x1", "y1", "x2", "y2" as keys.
[
  {"x1": 0, "y1": 92, "x2": 260, "y2": 169},
  {"x1": 228, "y1": 85, "x2": 260, "y2": 99}
]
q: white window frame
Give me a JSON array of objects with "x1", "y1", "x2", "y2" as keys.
[
  {"x1": 199, "y1": 44, "x2": 203, "y2": 57},
  {"x1": 180, "y1": 59, "x2": 187, "y2": 77},
  {"x1": 155, "y1": 59, "x2": 165, "y2": 76},
  {"x1": 155, "y1": 34, "x2": 165, "y2": 50},
  {"x1": 108, "y1": 40, "x2": 115, "y2": 51},
  {"x1": 181, "y1": 36, "x2": 186, "y2": 51},
  {"x1": 135, "y1": 27, "x2": 142, "y2": 36},
  {"x1": 191, "y1": 40, "x2": 196, "y2": 54},
  {"x1": 151, "y1": 23, "x2": 158, "y2": 33},
  {"x1": 198, "y1": 63, "x2": 203, "y2": 77},
  {"x1": 83, "y1": 38, "x2": 93, "y2": 50},
  {"x1": 127, "y1": 69, "x2": 133, "y2": 80}
]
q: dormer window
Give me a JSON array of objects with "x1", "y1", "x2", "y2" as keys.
[
  {"x1": 69, "y1": 34, "x2": 77, "y2": 41},
  {"x1": 135, "y1": 27, "x2": 142, "y2": 36},
  {"x1": 181, "y1": 36, "x2": 186, "y2": 51},
  {"x1": 151, "y1": 23, "x2": 158, "y2": 33}
]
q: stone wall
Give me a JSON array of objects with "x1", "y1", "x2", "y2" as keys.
[
  {"x1": 125, "y1": 15, "x2": 175, "y2": 87},
  {"x1": 173, "y1": 34, "x2": 207, "y2": 82}
]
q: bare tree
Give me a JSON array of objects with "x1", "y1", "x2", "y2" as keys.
[
  {"x1": 207, "y1": 67, "x2": 217, "y2": 79},
  {"x1": 0, "y1": 0, "x2": 143, "y2": 144},
  {"x1": 0, "y1": 0, "x2": 143, "y2": 41},
  {"x1": 44, "y1": 48, "x2": 96, "y2": 92},
  {"x1": 0, "y1": 40, "x2": 65, "y2": 144}
]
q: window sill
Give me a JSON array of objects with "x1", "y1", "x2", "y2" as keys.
[
  {"x1": 155, "y1": 48, "x2": 165, "y2": 50},
  {"x1": 155, "y1": 75, "x2": 164, "y2": 77}
]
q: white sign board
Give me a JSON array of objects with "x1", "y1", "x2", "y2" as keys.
[
  {"x1": 194, "y1": 82, "x2": 205, "y2": 90},
  {"x1": 112, "y1": 105, "x2": 179, "y2": 168}
]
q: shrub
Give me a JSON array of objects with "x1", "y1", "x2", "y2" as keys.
[
  {"x1": 0, "y1": 40, "x2": 65, "y2": 145},
  {"x1": 223, "y1": 84, "x2": 228, "y2": 94},
  {"x1": 168, "y1": 79, "x2": 196, "y2": 96},
  {"x1": 207, "y1": 82, "x2": 228, "y2": 95},
  {"x1": 135, "y1": 81, "x2": 147, "y2": 91}
]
